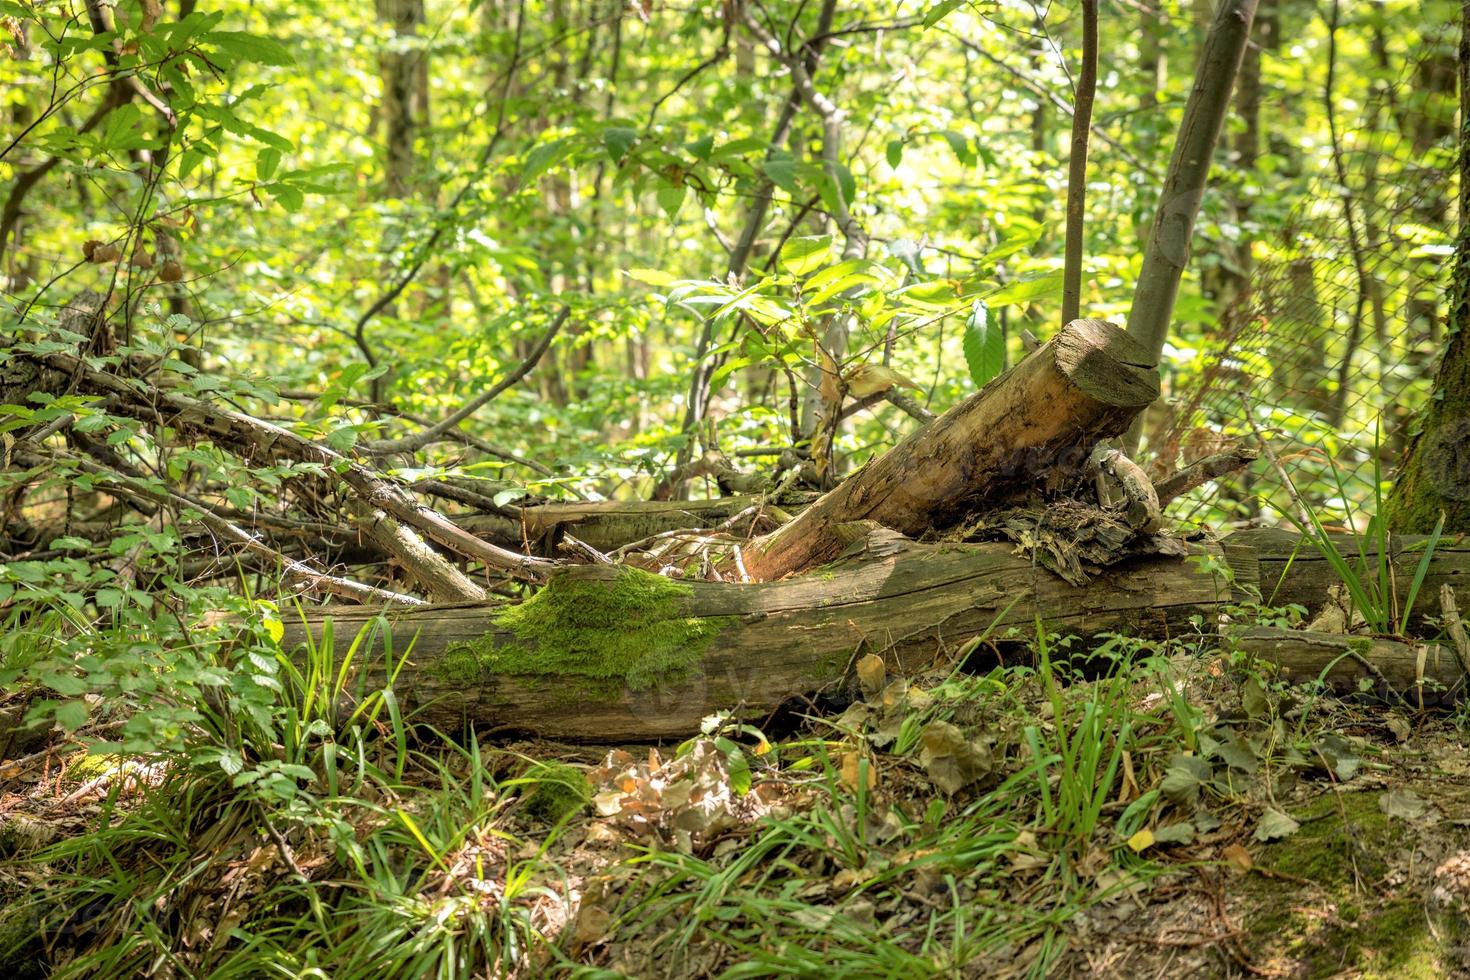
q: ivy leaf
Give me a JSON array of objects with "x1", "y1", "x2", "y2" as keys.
[
  {"x1": 780, "y1": 235, "x2": 833, "y2": 277},
  {"x1": 962, "y1": 301, "x2": 1003, "y2": 387}
]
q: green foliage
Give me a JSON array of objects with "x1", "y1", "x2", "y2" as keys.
[{"x1": 1278, "y1": 422, "x2": 1446, "y2": 634}]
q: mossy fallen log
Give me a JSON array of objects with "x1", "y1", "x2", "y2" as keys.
[
  {"x1": 283, "y1": 539, "x2": 1228, "y2": 741},
  {"x1": 279, "y1": 530, "x2": 1470, "y2": 741}
]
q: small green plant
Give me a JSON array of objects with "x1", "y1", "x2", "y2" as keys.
[
  {"x1": 1277, "y1": 421, "x2": 1445, "y2": 636},
  {"x1": 1020, "y1": 628, "x2": 1133, "y2": 853}
]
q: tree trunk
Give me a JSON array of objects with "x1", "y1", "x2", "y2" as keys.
[
  {"x1": 743, "y1": 319, "x2": 1158, "y2": 581},
  {"x1": 1126, "y1": 0, "x2": 1259, "y2": 371},
  {"x1": 377, "y1": 0, "x2": 428, "y2": 198}
]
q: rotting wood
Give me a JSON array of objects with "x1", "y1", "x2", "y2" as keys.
[
  {"x1": 1228, "y1": 626, "x2": 1466, "y2": 703},
  {"x1": 281, "y1": 538, "x2": 1225, "y2": 741},
  {"x1": 279, "y1": 529, "x2": 1470, "y2": 741},
  {"x1": 742, "y1": 319, "x2": 1159, "y2": 581}
]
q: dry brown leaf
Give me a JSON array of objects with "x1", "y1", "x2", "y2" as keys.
[
  {"x1": 855, "y1": 653, "x2": 886, "y2": 700},
  {"x1": 1222, "y1": 842, "x2": 1253, "y2": 872},
  {"x1": 838, "y1": 750, "x2": 875, "y2": 792},
  {"x1": 818, "y1": 348, "x2": 841, "y2": 406},
  {"x1": 843, "y1": 362, "x2": 922, "y2": 398}
]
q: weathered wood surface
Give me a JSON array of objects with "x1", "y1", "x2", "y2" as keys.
[
  {"x1": 282, "y1": 540, "x2": 1225, "y2": 741},
  {"x1": 280, "y1": 529, "x2": 1470, "y2": 741},
  {"x1": 1224, "y1": 527, "x2": 1470, "y2": 632},
  {"x1": 743, "y1": 319, "x2": 1159, "y2": 580},
  {"x1": 1229, "y1": 626, "x2": 1467, "y2": 702}
]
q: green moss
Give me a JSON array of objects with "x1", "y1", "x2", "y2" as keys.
[
  {"x1": 437, "y1": 567, "x2": 733, "y2": 700},
  {"x1": 1241, "y1": 789, "x2": 1470, "y2": 977},
  {"x1": 1259, "y1": 790, "x2": 1393, "y2": 885},
  {"x1": 520, "y1": 762, "x2": 593, "y2": 823}
]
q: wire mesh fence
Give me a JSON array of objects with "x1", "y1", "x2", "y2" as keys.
[{"x1": 1155, "y1": 34, "x2": 1458, "y2": 530}]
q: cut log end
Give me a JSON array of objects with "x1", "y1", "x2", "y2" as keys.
[{"x1": 1052, "y1": 318, "x2": 1160, "y2": 408}]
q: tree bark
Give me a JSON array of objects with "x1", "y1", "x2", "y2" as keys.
[
  {"x1": 377, "y1": 0, "x2": 428, "y2": 198},
  {"x1": 1228, "y1": 626, "x2": 1466, "y2": 704},
  {"x1": 1125, "y1": 0, "x2": 1259, "y2": 371},
  {"x1": 1061, "y1": 0, "x2": 1099, "y2": 326},
  {"x1": 742, "y1": 319, "x2": 1158, "y2": 581},
  {"x1": 282, "y1": 539, "x2": 1229, "y2": 741}
]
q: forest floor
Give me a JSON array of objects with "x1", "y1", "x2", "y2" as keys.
[{"x1": 3, "y1": 638, "x2": 1470, "y2": 978}]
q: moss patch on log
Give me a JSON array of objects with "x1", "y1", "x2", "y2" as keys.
[{"x1": 436, "y1": 567, "x2": 733, "y2": 699}]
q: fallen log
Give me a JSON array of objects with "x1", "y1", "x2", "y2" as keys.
[
  {"x1": 280, "y1": 530, "x2": 1470, "y2": 740},
  {"x1": 742, "y1": 319, "x2": 1159, "y2": 580},
  {"x1": 1228, "y1": 626, "x2": 1468, "y2": 703},
  {"x1": 1223, "y1": 527, "x2": 1470, "y2": 633},
  {"x1": 282, "y1": 537, "x2": 1225, "y2": 741}
]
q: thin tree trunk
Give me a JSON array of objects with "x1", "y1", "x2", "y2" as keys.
[
  {"x1": 1061, "y1": 0, "x2": 1098, "y2": 326},
  {"x1": 1126, "y1": 0, "x2": 1259, "y2": 366},
  {"x1": 1125, "y1": 0, "x2": 1258, "y2": 450}
]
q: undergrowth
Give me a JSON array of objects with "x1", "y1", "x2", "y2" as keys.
[{"x1": 1, "y1": 589, "x2": 1462, "y2": 978}]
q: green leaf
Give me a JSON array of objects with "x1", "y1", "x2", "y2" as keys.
[
  {"x1": 266, "y1": 183, "x2": 304, "y2": 212},
  {"x1": 603, "y1": 126, "x2": 638, "y2": 163},
  {"x1": 101, "y1": 104, "x2": 147, "y2": 151},
  {"x1": 201, "y1": 31, "x2": 295, "y2": 66},
  {"x1": 962, "y1": 301, "x2": 1003, "y2": 387},
  {"x1": 832, "y1": 161, "x2": 856, "y2": 205},
  {"x1": 686, "y1": 135, "x2": 714, "y2": 161},
  {"x1": 886, "y1": 140, "x2": 904, "y2": 168},
  {"x1": 1254, "y1": 808, "x2": 1300, "y2": 842},
  {"x1": 763, "y1": 157, "x2": 798, "y2": 192},
  {"x1": 941, "y1": 130, "x2": 974, "y2": 166},
  {"x1": 54, "y1": 700, "x2": 89, "y2": 732},
  {"x1": 923, "y1": 0, "x2": 966, "y2": 27},
  {"x1": 256, "y1": 146, "x2": 281, "y2": 181},
  {"x1": 523, "y1": 137, "x2": 576, "y2": 180},
  {"x1": 626, "y1": 267, "x2": 677, "y2": 286},
  {"x1": 983, "y1": 270, "x2": 1064, "y2": 307},
  {"x1": 656, "y1": 181, "x2": 686, "y2": 220},
  {"x1": 779, "y1": 235, "x2": 833, "y2": 277}
]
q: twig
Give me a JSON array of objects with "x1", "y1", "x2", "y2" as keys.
[
  {"x1": 1239, "y1": 394, "x2": 1312, "y2": 529},
  {"x1": 363, "y1": 308, "x2": 569, "y2": 455},
  {"x1": 1154, "y1": 447, "x2": 1260, "y2": 504}
]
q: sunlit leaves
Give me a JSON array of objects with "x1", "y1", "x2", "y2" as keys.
[
  {"x1": 982, "y1": 269, "x2": 1064, "y2": 307},
  {"x1": 200, "y1": 30, "x2": 295, "y2": 67},
  {"x1": 779, "y1": 235, "x2": 833, "y2": 277},
  {"x1": 923, "y1": 0, "x2": 967, "y2": 27}
]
